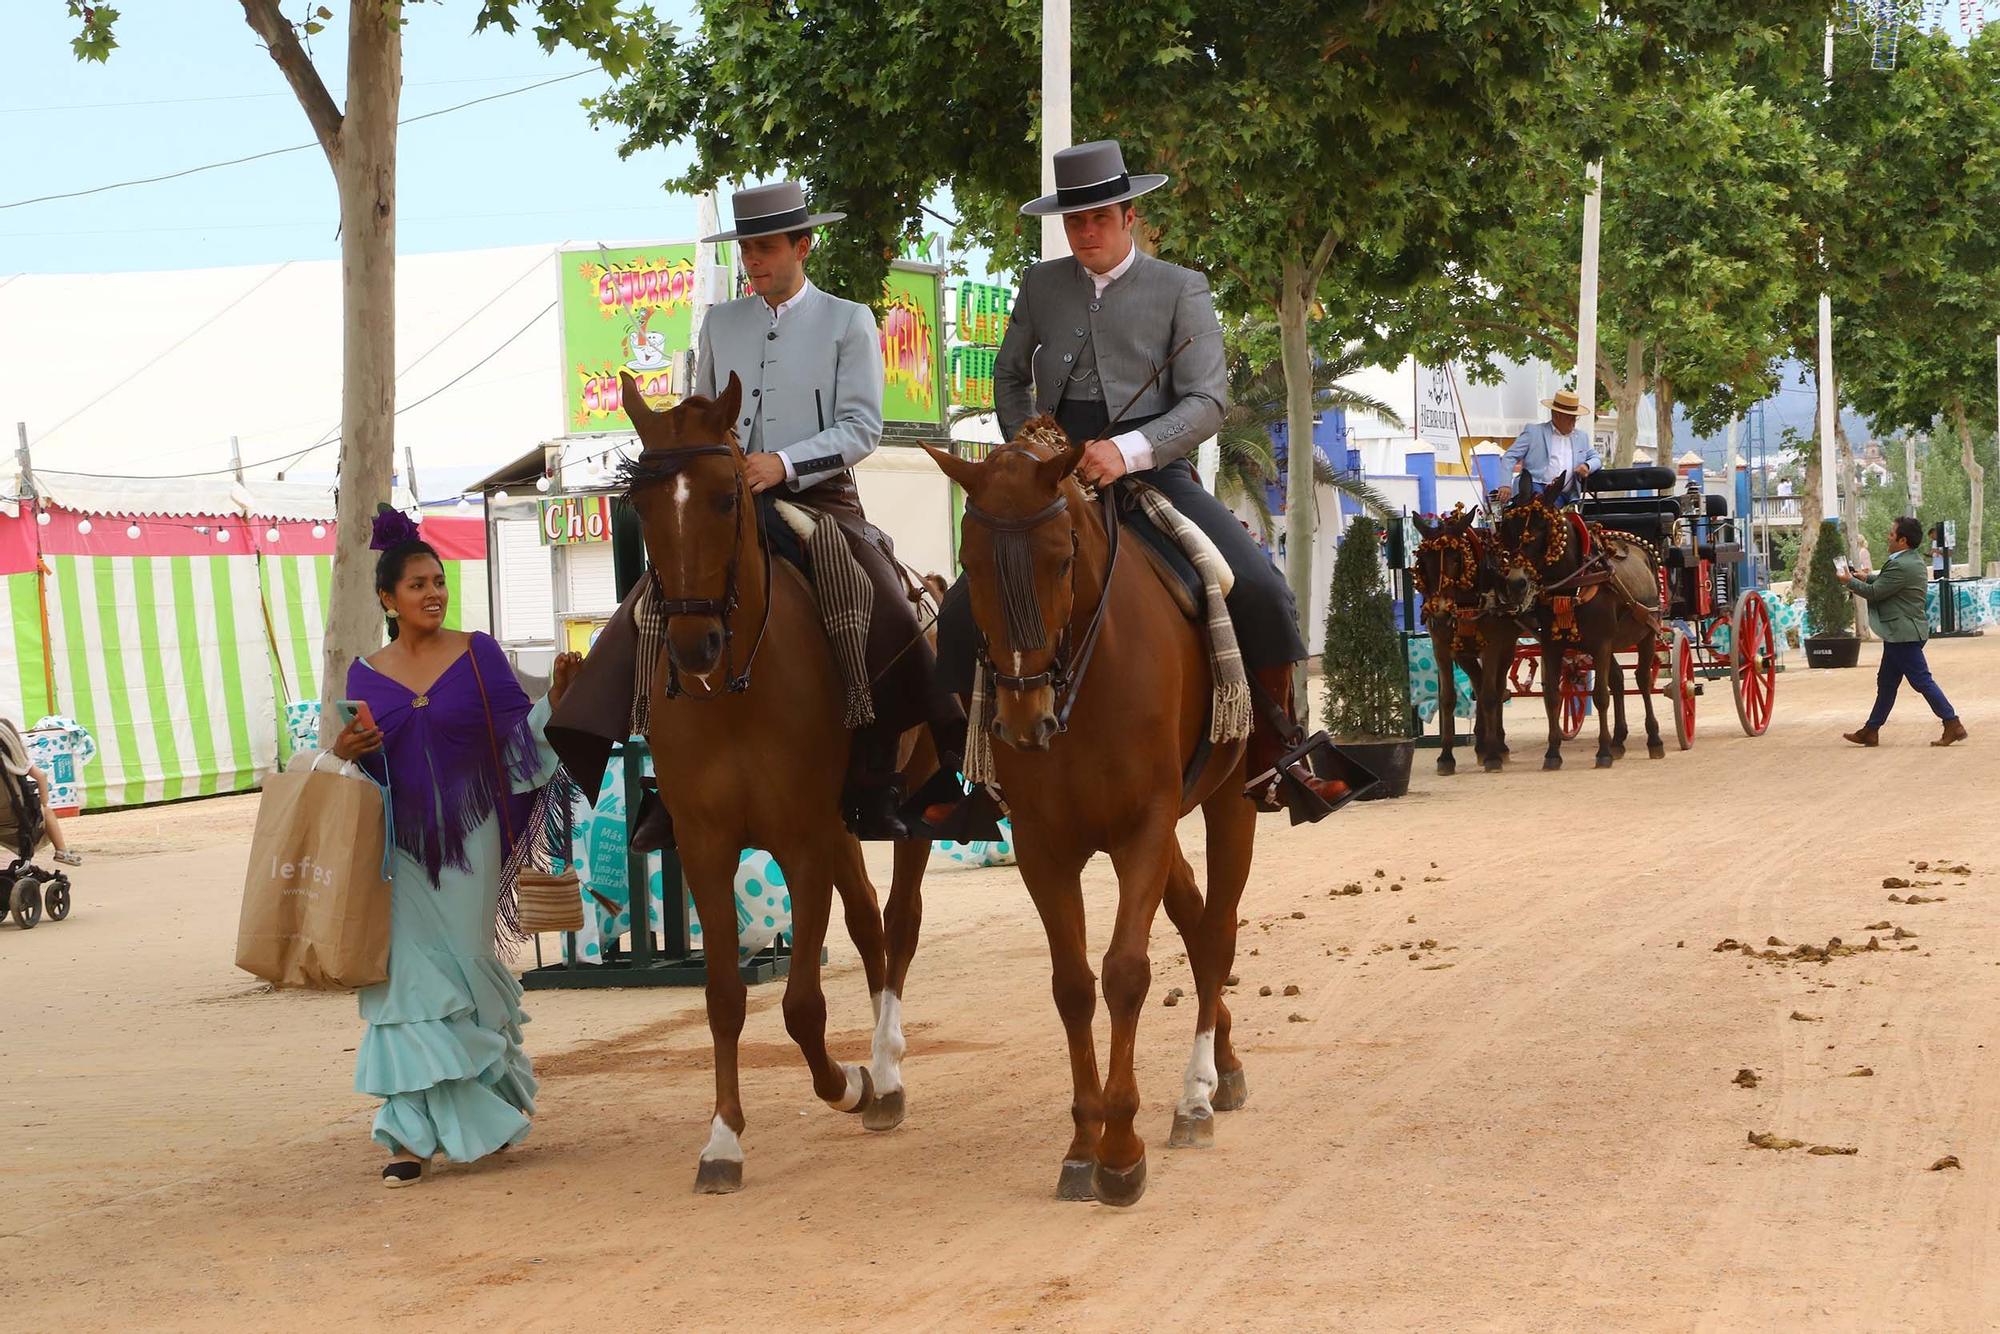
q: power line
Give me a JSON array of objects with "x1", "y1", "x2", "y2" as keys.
[
  {"x1": 1, "y1": 69, "x2": 598, "y2": 211},
  {"x1": 0, "y1": 70, "x2": 594, "y2": 115}
]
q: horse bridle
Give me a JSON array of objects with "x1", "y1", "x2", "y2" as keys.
[
  {"x1": 624, "y1": 443, "x2": 774, "y2": 698},
  {"x1": 960, "y1": 477, "x2": 1121, "y2": 733}
]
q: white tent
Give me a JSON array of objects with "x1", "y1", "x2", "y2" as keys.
[{"x1": 2, "y1": 244, "x2": 570, "y2": 493}]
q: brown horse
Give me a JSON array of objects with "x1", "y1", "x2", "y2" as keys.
[
  {"x1": 1411, "y1": 510, "x2": 1515, "y2": 775},
  {"x1": 617, "y1": 371, "x2": 936, "y2": 1192},
  {"x1": 925, "y1": 423, "x2": 1258, "y2": 1208},
  {"x1": 1492, "y1": 479, "x2": 1666, "y2": 770}
]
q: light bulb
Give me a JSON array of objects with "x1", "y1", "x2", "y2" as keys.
[
  {"x1": 217, "y1": 527, "x2": 231, "y2": 543},
  {"x1": 535, "y1": 475, "x2": 552, "y2": 493},
  {"x1": 76, "y1": 519, "x2": 92, "y2": 535},
  {"x1": 411, "y1": 511, "x2": 423, "y2": 525},
  {"x1": 493, "y1": 489, "x2": 509, "y2": 503},
  {"x1": 311, "y1": 523, "x2": 327, "y2": 539},
  {"x1": 35, "y1": 510, "x2": 50, "y2": 526},
  {"x1": 126, "y1": 524, "x2": 141, "y2": 539},
  {"x1": 456, "y1": 495, "x2": 471, "y2": 510},
  {"x1": 266, "y1": 527, "x2": 281, "y2": 542}
]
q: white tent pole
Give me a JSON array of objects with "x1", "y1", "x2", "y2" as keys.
[{"x1": 1040, "y1": 0, "x2": 1072, "y2": 261}]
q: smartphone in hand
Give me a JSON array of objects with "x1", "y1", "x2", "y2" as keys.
[{"x1": 333, "y1": 699, "x2": 378, "y2": 733}]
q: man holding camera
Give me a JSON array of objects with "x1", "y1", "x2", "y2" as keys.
[{"x1": 1840, "y1": 515, "x2": 1967, "y2": 747}]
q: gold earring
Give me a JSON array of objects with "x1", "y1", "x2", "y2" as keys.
[{"x1": 385, "y1": 608, "x2": 399, "y2": 619}]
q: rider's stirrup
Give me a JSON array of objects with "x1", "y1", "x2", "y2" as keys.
[{"x1": 1249, "y1": 728, "x2": 1359, "y2": 825}]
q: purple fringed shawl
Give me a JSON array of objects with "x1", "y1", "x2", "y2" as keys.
[{"x1": 348, "y1": 633, "x2": 544, "y2": 895}]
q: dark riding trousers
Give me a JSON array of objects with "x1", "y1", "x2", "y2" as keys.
[{"x1": 934, "y1": 400, "x2": 1306, "y2": 696}]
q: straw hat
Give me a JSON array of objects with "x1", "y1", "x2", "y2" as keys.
[{"x1": 1540, "y1": 389, "x2": 1584, "y2": 416}]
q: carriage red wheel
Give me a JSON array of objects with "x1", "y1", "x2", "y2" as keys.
[
  {"x1": 1730, "y1": 591, "x2": 1776, "y2": 736},
  {"x1": 1557, "y1": 653, "x2": 1591, "y2": 739},
  {"x1": 1670, "y1": 629, "x2": 1695, "y2": 750}
]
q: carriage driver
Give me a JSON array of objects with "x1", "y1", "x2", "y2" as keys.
[
  {"x1": 931, "y1": 139, "x2": 1349, "y2": 822},
  {"x1": 1494, "y1": 388, "x2": 1602, "y2": 506}
]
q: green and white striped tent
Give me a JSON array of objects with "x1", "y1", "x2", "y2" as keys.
[{"x1": 0, "y1": 476, "x2": 487, "y2": 810}]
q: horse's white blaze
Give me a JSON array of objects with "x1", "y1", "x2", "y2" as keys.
[
  {"x1": 870, "y1": 989, "x2": 906, "y2": 1095},
  {"x1": 833, "y1": 1063, "x2": 867, "y2": 1111},
  {"x1": 1178, "y1": 1029, "x2": 1218, "y2": 1117},
  {"x1": 671, "y1": 473, "x2": 692, "y2": 513},
  {"x1": 700, "y1": 1115, "x2": 744, "y2": 1163}
]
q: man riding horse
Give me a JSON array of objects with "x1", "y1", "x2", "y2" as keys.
[
  {"x1": 549, "y1": 181, "x2": 966, "y2": 842},
  {"x1": 932, "y1": 139, "x2": 1348, "y2": 822}
]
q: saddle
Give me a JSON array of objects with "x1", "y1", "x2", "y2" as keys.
[{"x1": 1122, "y1": 492, "x2": 1235, "y2": 620}]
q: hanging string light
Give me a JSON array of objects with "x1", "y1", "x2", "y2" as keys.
[
  {"x1": 126, "y1": 524, "x2": 141, "y2": 539},
  {"x1": 311, "y1": 523, "x2": 327, "y2": 538},
  {"x1": 266, "y1": 526, "x2": 281, "y2": 543},
  {"x1": 76, "y1": 518, "x2": 93, "y2": 535}
]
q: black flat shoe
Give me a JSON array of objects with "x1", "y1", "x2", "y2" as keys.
[{"x1": 382, "y1": 1159, "x2": 424, "y2": 1188}]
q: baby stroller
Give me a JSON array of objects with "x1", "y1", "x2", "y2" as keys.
[{"x1": 0, "y1": 723, "x2": 72, "y2": 929}]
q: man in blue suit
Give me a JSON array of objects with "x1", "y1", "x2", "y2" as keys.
[{"x1": 1495, "y1": 388, "x2": 1603, "y2": 505}]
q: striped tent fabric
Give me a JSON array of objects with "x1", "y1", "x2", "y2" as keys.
[
  {"x1": 45, "y1": 550, "x2": 274, "y2": 805},
  {"x1": 1, "y1": 504, "x2": 490, "y2": 810}
]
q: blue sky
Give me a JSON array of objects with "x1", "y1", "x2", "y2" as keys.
[{"x1": 1, "y1": 4, "x2": 708, "y2": 274}]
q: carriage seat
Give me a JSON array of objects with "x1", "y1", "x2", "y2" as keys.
[{"x1": 1583, "y1": 466, "x2": 1676, "y2": 496}]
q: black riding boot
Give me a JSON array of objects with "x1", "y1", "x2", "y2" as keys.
[{"x1": 844, "y1": 727, "x2": 911, "y2": 841}]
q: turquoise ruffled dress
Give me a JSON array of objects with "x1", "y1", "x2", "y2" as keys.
[{"x1": 352, "y1": 691, "x2": 557, "y2": 1162}]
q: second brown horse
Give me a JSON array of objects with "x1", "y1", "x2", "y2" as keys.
[{"x1": 927, "y1": 424, "x2": 1257, "y2": 1207}]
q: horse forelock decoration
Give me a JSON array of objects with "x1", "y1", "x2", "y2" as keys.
[
  {"x1": 924, "y1": 417, "x2": 1260, "y2": 1208},
  {"x1": 615, "y1": 369, "x2": 940, "y2": 1195}
]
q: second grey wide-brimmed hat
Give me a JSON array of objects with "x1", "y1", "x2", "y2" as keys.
[
  {"x1": 1019, "y1": 139, "x2": 1169, "y2": 216},
  {"x1": 700, "y1": 181, "x2": 846, "y2": 243}
]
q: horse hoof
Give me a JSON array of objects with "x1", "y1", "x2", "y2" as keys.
[
  {"x1": 1092, "y1": 1155, "x2": 1149, "y2": 1208},
  {"x1": 1648, "y1": 744, "x2": 1666, "y2": 760},
  {"x1": 862, "y1": 1086, "x2": 906, "y2": 1133},
  {"x1": 1213, "y1": 1068, "x2": 1249, "y2": 1111},
  {"x1": 1056, "y1": 1159, "x2": 1097, "y2": 1202},
  {"x1": 837, "y1": 1064, "x2": 876, "y2": 1116},
  {"x1": 1595, "y1": 755, "x2": 1614, "y2": 769},
  {"x1": 1437, "y1": 756, "x2": 1457, "y2": 776},
  {"x1": 1482, "y1": 758, "x2": 1503, "y2": 774},
  {"x1": 694, "y1": 1158, "x2": 744, "y2": 1195},
  {"x1": 1612, "y1": 744, "x2": 1628, "y2": 759},
  {"x1": 1167, "y1": 1109, "x2": 1215, "y2": 1149},
  {"x1": 1543, "y1": 756, "x2": 1562, "y2": 771}
]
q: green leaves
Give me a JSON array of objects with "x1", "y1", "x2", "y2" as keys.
[{"x1": 65, "y1": 1, "x2": 120, "y2": 62}]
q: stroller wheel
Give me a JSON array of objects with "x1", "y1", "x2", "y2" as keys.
[
  {"x1": 44, "y1": 877, "x2": 70, "y2": 922},
  {"x1": 11, "y1": 879, "x2": 41, "y2": 929}
]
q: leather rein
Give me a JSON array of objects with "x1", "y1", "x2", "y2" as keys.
[
  {"x1": 961, "y1": 477, "x2": 1122, "y2": 735},
  {"x1": 624, "y1": 442, "x2": 775, "y2": 698}
]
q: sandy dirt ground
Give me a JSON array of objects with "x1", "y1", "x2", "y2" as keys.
[{"x1": 5, "y1": 639, "x2": 1997, "y2": 1332}]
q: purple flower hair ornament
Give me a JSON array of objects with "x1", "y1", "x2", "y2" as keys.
[{"x1": 369, "y1": 503, "x2": 423, "y2": 551}]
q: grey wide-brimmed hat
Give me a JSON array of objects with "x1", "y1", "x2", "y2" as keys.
[
  {"x1": 700, "y1": 181, "x2": 846, "y2": 243},
  {"x1": 1019, "y1": 139, "x2": 1169, "y2": 216}
]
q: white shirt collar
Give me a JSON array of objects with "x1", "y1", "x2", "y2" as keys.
[
  {"x1": 766, "y1": 277, "x2": 815, "y2": 326},
  {"x1": 1086, "y1": 245, "x2": 1139, "y2": 297}
]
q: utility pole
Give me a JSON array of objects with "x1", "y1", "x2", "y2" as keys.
[
  {"x1": 403, "y1": 445, "x2": 421, "y2": 507},
  {"x1": 1576, "y1": 160, "x2": 1604, "y2": 444},
  {"x1": 14, "y1": 422, "x2": 34, "y2": 502},
  {"x1": 1040, "y1": 0, "x2": 1072, "y2": 261},
  {"x1": 1817, "y1": 23, "x2": 1840, "y2": 523},
  {"x1": 230, "y1": 435, "x2": 246, "y2": 483}
]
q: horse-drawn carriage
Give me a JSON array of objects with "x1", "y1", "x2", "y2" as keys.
[{"x1": 1502, "y1": 465, "x2": 1778, "y2": 748}]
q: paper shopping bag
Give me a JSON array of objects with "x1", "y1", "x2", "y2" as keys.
[{"x1": 235, "y1": 758, "x2": 392, "y2": 990}]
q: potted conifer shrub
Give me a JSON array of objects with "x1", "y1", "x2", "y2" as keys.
[
  {"x1": 1803, "y1": 518, "x2": 1861, "y2": 668},
  {"x1": 1322, "y1": 514, "x2": 1415, "y2": 799}
]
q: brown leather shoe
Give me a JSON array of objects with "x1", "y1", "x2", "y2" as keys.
[
  {"x1": 1933, "y1": 719, "x2": 1968, "y2": 747},
  {"x1": 1842, "y1": 727, "x2": 1880, "y2": 747}
]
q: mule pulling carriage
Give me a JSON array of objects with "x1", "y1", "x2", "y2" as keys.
[{"x1": 1502, "y1": 465, "x2": 1778, "y2": 748}]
